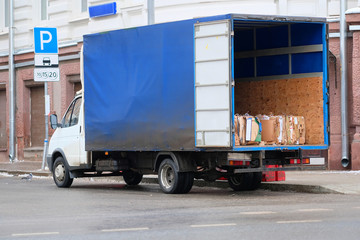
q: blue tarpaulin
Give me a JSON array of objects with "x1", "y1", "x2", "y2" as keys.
[{"x1": 83, "y1": 14, "x2": 328, "y2": 151}]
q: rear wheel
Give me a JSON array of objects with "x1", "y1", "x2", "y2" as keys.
[
  {"x1": 158, "y1": 159, "x2": 193, "y2": 194},
  {"x1": 249, "y1": 172, "x2": 262, "y2": 190},
  {"x1": 228, "y1": 173, "x2": 255, "y2": 191},
  {"x1": 123, "y1": 170, "x2": 143, "y2": 186},
  {"x1": 53, "y1": 156, "x2": 73, "y2": 188},
  {"x1": 180, "y1": 172, "x2": 194, "y2": 194},
  {"x1": 158, "y1": 159, "x2": 180, "y2": 194}
]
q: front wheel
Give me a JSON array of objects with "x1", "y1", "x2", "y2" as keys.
[{"x1": 53, "y1": 156, "x2": 73, "y2": 188}]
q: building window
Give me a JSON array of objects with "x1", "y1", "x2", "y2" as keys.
[
  {"x1": 4, "y1": 0, "x2": 9, "y2": 27},
  {"x1": 41, "y1": 0, "x2": 48, "y2": 21},
  {"x1": 81, "y1": 0, "x2": 88, "y2": 13},
  {"x1": 0, "y1": 0, "x2": 10, "y2": 29}
]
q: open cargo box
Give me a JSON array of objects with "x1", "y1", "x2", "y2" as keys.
[
  {"x1": 84, "y1": 14, "x2": 328, "y2": 152},
  {"x1": 232, "y1": 18, "x2": 328, "y2": 150},
  {"x1": 194, "y1": 16, "x2": 328, "y2": 151}
]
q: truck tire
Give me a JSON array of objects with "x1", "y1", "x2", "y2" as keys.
[
  {"x1": 180, "y1": 172, "x2": 194, "y2": 194},
  {"x1": 228, "y1": 173, "x2": 254, "y2": 191},
  {"x1": 123, "y1": 170, "x2": 143, "y2": 186},
  {"x1": 53, "y1": 156, "x2": 73, "y2": 188},
  {"x1": 158, "y1": 158, "x2": 185, "y2": 194},
  {"x1": 249, "y1": 172, "x2": 262, "y2": 190}
]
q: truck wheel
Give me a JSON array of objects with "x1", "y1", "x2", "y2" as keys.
[
  {"x1": 123, "y1": 170, "x2": 143, "y2": 186},
  {"x1": 53, "y1": 156, "x2": 73, "y2": 188},
  {"x1": 228, "y1": 173, "x2": 253, "y2": 191},
  {"x1": 158, "y1": 159, "x2": 184, "y2": 194},
  {"x1": 249, "y1": 172, "x2": 262, "y2": 190},
  {"x1": 180, "y1": 172, "x2": 194, "y2": 194}
]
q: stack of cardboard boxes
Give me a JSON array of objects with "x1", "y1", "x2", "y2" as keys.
[{"x1": 234, "y1": 114, "x2": 305, "y2": 146}]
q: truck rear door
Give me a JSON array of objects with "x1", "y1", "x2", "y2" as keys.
[{"x1": 194, "y1": 20, "x2": 232, "y2": 147}]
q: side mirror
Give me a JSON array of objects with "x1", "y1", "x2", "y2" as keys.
[{"x1": 50, "y1": 114, "x2": 60, "y2": 129}]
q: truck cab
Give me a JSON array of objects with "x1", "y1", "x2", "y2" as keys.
[{"x1": 48, "y1": 94, "x2": 87, "y2": 187}]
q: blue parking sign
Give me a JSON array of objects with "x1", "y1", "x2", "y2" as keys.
[{"x1": 34, "y1": 27, "x2": 58, "y2": 54}]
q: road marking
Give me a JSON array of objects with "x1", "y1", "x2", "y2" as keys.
[
  {"x1": 12, "y1": 232, "x2": 59, "y2": 237},
  {"x1": 191, "y1": 223, "x2": 237, "y2": 228},
  {"x1": 297, "y1": 208, "x2": 333, "y2": 212},
  {"x1": 101, "y1": 227, "x2": 149, "y2": 232},
  {"x1": 277, "y1": 220, "x2": 322, "y2": 224},
  {"x1": 240, "y1": 211, "x2": 276, "y2": 215}
]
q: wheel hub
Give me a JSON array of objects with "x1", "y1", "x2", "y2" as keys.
[
  {"x1": 160, "y1": 165, "x2": 174, "y2": 189},
  {"x1": 54, "y1": 163, "x2": 65, "y2": 182}
]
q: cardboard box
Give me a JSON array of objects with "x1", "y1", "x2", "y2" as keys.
[
  {"x1": 260, "y1": 119, "x2": 276, "y2": 144},
  {"x1": 234, "y1": 115, "x2": 246, "y2": 146},
  {"x1": 239, "y1": 116, "x2": 246, "y2": 145},
  {"x1": 245, "y1": 116, "x2": 261, "y2": 145},
  {"x1": 258, "y1": 115, "x2": 286, "y2": 145},
  {"x1": 275, "y1": 115, "x2": 287, "y2": 145},
  {"x1": 294, "y1": 116, "x2": 305, "y2": 145},
  {"x1": 234, "y1": 115, "x2": 240, "y2": 146},
  {"x1": 286, "y1": 116, "x2": 305, "y2": 145}
]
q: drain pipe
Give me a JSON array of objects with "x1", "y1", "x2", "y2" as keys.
[
  {"x1": 340, "y1": 0, "x2": 349, "y2": 168},
  {"x1": 8, "y1": 0, "x2": 16, "y2": 163},
  {"x1": 147, "y1": 0, "x2": 154, "y2": 25}
]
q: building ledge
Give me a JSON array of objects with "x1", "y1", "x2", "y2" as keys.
[{"x1": 24, "y1": 147, "x2": 43, "y2": 152}]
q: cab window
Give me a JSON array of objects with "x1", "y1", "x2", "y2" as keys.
[{"x1": 62, "y1": 97, "x2": 82, "y2": 128}]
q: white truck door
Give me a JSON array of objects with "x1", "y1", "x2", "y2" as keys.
[
  {"x1": 55, "y1": 97, "x2": 83, "y2": 166},
  {"x1": 195, "y1": 20, "x2": 232, "y2": 147}
]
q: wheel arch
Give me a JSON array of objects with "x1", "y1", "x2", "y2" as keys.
[
  {"x1": 48, "y1": 149, "x2": 70, "y2": 173},
  {"x1": 154, "y1": 152, "x2": 196, "y2": 173}
]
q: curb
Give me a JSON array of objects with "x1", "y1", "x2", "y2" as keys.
[
  {"x1": 260, "y1": 183, "x2": 342, "y2": 194},
  {"x1": 0, "y1": 169, "x2": 51, "y2": 177},
  {"x1": 0, "y1": 169, "x2": 342, "y2": 194}
]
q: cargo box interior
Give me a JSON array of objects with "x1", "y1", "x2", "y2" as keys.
[{"x1": 232, "y1": 20, "x2": 327, "y2": 146}]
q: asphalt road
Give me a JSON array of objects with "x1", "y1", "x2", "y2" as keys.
[{"x1": 1, "y1": 175, "x2": 360, "y2": 240}]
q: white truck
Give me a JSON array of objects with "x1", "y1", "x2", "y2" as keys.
[{"x1": 47, "y1": 14, "x2": 328, "y2": 194}]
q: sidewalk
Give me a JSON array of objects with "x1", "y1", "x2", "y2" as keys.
[{"x1": 1, "y1": 161, "x2": 359, "y2": 195}]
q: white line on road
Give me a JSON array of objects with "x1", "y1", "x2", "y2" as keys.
[
  {"x1": 101, "y1": 227, "x2": 149, "y2": 232},
  {"x1": 190, "y1": 223, "x2": 237, "y2": 228},
  {"x1": 277, "y1": 220, "x2": 322, "y2": 224},
  {"x1": 240, "y1": 211, "x2": 276, "y2": 215},
  {"x1": 297, "y1": 208, "x2": 333, "y2": 212},
  {"x1": 12, "y1": 232, "x2": 59, "y2": 237}
]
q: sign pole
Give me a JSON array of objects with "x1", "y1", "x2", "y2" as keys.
[
  {"x1": 33, "y1": 27, "x2": 58, "y2": 170},
  {"x1": 41, "y1": 81, "x2": 49, "y2": 170}
]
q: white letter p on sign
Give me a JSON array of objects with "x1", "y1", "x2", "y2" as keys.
[{"x1": 40, "y1": 31, "x2": 52, "y2": 50}]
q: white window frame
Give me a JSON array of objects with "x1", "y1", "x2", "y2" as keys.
[
  {"x1": 0, "y1": 0, "x2": 9, "y2": 33},
  {"x1": 32, "y1": 0, "x2": 48, "y2": 26},
  {"x1": 69, "y1": 0, "x2": 88, "y2": 23}
]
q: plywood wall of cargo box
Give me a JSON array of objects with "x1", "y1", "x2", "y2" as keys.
[{"x1": 235, "y1": 77, "x2": 324, "y2": 145}]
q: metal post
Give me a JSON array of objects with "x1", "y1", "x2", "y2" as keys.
[
  {"x1": 147, "y1": 0, "x2": 154, "y2": 25},
  {"x1": 41, "y1": 81, "x2": 49, "y2": 170},
  {"x1": 9, "y1": 0, "x2": 16, "y2": 163},
  {"x1": 340, "y1": 0, "x2": 349, "y2": 168}
]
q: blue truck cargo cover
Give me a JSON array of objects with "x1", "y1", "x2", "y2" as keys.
[
  {"x1": 83, "y1": 14, "x2": 328, "y2": 152},
  {"x1": 83, "y1": 15, "x2": 229, "y2": 151}
]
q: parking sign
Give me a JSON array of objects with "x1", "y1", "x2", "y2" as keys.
[{"x1": 34, "y1": 27, "x2": 58, "y2": 54}]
